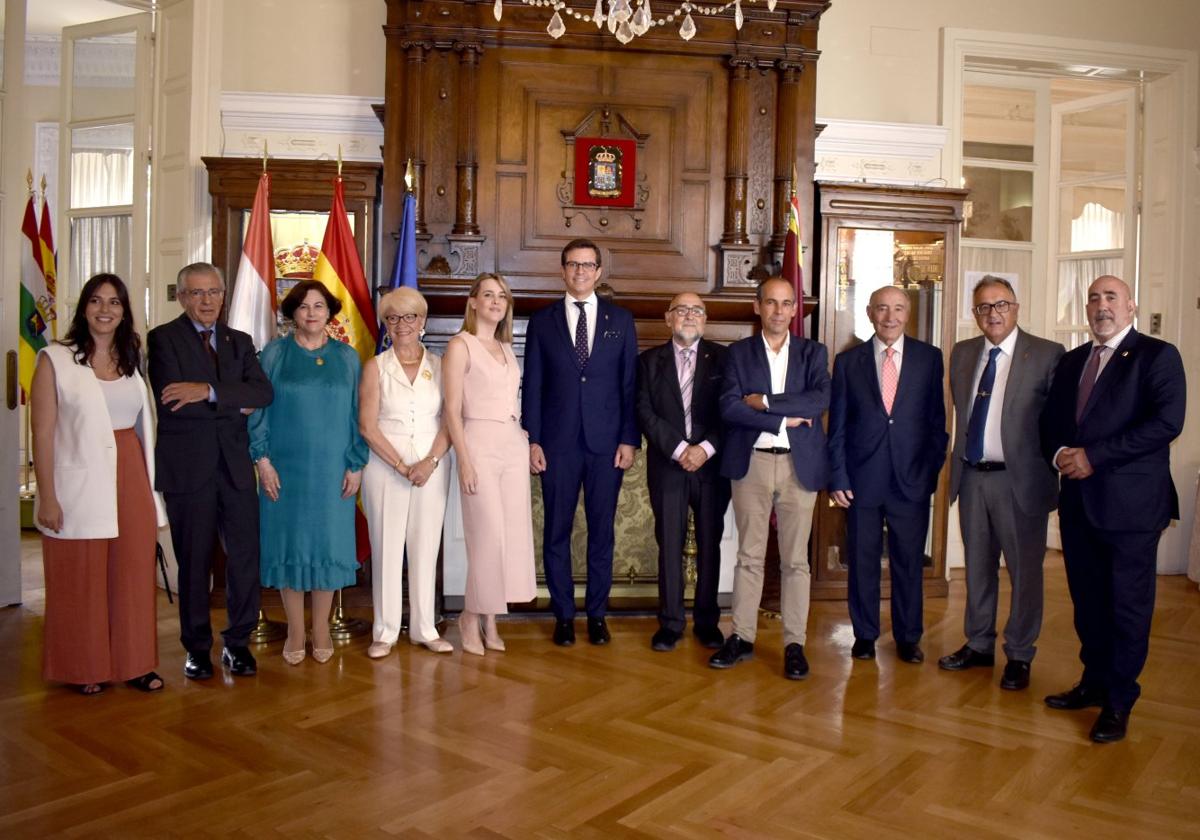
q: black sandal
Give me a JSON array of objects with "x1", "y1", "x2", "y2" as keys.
[
  {"x1": 125, "y1": 672, "x2": 164, "y2": 692},
  {"x1": 77, "y1": 683, "x2": 105, "y2": 696}
]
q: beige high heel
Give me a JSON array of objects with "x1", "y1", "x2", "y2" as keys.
[
  {"x1": 282, "y1": 635, "x2": 307, "y2": 666},
  {"x1": 460, "y1": 610, "x2": 485, "y2": 656},
  {"x1": 482, "y1": 616, "x2": 506, "y2": 652}
]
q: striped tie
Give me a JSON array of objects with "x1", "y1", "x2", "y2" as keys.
[{"x1": 679, "y1": 347, "x2": 695, "y2": 438}]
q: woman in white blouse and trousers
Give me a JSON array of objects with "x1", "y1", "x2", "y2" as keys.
[{"x1": 359, "y1": 287, "x2": 453, "y2": 657}]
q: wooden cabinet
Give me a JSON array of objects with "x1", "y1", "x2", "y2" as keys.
[{"x1": 810, "y1": 181, "x2": 969, "y2": 599}]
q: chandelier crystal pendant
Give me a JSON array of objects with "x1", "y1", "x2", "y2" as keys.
[{"x1": 492, "y1": 0, "x2": 778, "y2": 44}]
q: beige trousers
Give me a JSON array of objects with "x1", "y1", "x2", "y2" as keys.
[{"x1": 730, "y1": 450, "x2": 817, "y2": 646}]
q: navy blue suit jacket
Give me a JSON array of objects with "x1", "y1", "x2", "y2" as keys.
[
  {"x1": 1040, "y1": 329, "x2": 1185, "y2": 532},
  {"x1": 718, "y1": 335, "x2": 830, "y2": 491},
  {"x1": 521, "y1": 298, "x2": 640, "y2": 455},
  {"x1": 827, "y1": 337, "x2": 948, "y2": 507}
]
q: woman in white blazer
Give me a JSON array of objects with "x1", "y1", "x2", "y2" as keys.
[
  {"x1": 31, "y1": 273, "x2": 168, "y2": 695},
  {"x1": 359, "y1": 287, "x2": 453, "y2": 658}
]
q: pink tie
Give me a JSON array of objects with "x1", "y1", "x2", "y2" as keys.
[{"x1": 881, "y1": 346, "x2": 898, "y2": 415}]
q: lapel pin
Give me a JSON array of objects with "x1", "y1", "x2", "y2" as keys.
[
  {"x1": 422, "y1": 369, "x2": 433, "y2": 380},
  {"x1": 1121, "y1": 351, "x2": 1129, "y2": 357}
]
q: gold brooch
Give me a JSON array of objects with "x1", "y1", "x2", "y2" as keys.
[
  {"x1": 421, "y1": 369, "x2": 433, "y2": 380},
  {"x1": 316, "y1": 358, "x2": 325, "y2": 366}
]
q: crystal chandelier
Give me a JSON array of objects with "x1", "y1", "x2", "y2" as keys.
[{"x1": 492, "y1": 0, "x2": 779, "y2": 45}]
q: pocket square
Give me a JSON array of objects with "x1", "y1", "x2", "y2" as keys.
[{"x1": 603, "y1": 330, "x2": 621, "y2": 339}]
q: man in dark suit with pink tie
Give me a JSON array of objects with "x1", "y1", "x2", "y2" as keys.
[
  {"x1": 1040, "y1": 275, "x2": 1185, "y2": 743},
  {"x1": 828, "y1": 285, "x2": 948, "y2": 665}
]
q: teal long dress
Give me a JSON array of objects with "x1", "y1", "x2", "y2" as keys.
[{"x1": 249, "y1": 336, "x2": 369, "y2": 591}]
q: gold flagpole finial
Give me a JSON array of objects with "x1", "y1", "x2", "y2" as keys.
[
  {"x1": 791, "y1": 162, "x2": 798, "y2": 200},
  {"x1": 404, "y1": 158, "x2": 414, "y2": 192},
  {"x1": 40, "y1": 174, "x2": 48, "y2": 196},
  {"x1": 337, "y1": 144, "x2": 343, "y2": 176},
  {"x1": 26, "y1": 169, "x2": 34, "y2": 192},
  {"x1": 262, "y1": 140, "x2": 269, "y2": 173}
]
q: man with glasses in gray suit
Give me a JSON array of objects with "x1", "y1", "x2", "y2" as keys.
[{"x1": 938, "y1": 276, "x2": 1063, "y2": 691}]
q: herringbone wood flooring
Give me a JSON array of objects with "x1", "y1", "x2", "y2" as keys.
[{"x1": 2, "y1": 534, "x2": 1199, "y2": 838}]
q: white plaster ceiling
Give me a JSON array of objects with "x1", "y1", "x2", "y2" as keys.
[{"x1": 24, "y1": 0, "x2": 155, "y2": 36}]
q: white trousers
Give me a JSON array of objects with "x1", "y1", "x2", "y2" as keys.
[{"x1": 361, "y1": 442, "x2": 450, "y2": 644}]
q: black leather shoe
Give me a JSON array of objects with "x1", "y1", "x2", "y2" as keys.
[
  {"x1": 784, "y1": 643, "x2": 809, "y2": 681},
  {"x1": 651, "y1": 628, "x2": 681, "y2": 652},
  {"x1": 708, "y1": 634, "x2": 754, "y2": 669},
  {"x1": 937, "y1": 644, "x2": 995, "y2": 671},
  {"x1": 851, "y1": 638, "x2": 876, "y2": 660},
  {"x1": 184, "y1": 651, "x2": 213, "y2": 680},
  {"x1": 1045, "y1": 682, "x2": 1105, "y2": 710},
  {"x1": 1000, "y1": 660, "x2": 1031, "y2": 691},
  {"x1": 692, "y1": 625, "x2": 725, "y2": 650},
  {"x1": 587, "y1": 617, "x2": 610, "y2": 645},
  {"x1": 897, "y1": 642, "x2": 924, "y2": 664},
  {"x1": 552, "y1": 619, "x2": 576, "y2": 647},
  {"x1": 1089, "y1": 707, "x2": 1129, "y2": 743},
  {"x1": 221, "y1": 645, "x2": 257, "y2": 676}
]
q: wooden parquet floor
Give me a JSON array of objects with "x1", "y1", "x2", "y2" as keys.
[{"x1": 2, "y1": 535, "x2": 1200, "y2": 839}]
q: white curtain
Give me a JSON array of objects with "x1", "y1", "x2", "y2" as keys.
[
  {"x1": 70, "y1": 150, "x2": 134, "y2": 208},
  {"x1": 69, "y1": 215, "x2": 133, "y2": 304}
]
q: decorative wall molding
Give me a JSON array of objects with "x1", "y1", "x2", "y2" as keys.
[
  {"x1": 25, "y1": 34, "x2": 136, "y2": 88},
  {"x1": 35, "y1": 123, "x2": 60, "y2": 217},
  {"x1": 814, "y1": 118, "x2": 949, "y2": 186},
  {"x1": 219, "y1": 92, "x2": 384, "y2": 162}
]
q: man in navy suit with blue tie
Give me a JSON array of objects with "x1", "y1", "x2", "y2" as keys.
[
  {"x1": 522, "y1": 239, "x2": 640, "y2": 647},
  {"x1": 1040, "y1": 275, "x2": 1185, "y2": 743},
  {"x1": 708, "y1": 277, "x2": 830, "y2": 680},
  {"x1": 828, "y1": 285, "x2": 948, "y2": 664}
]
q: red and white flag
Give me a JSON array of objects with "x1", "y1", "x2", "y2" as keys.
[{"x1": 227, "y1": 173, "x2": 276, "y2": 350}]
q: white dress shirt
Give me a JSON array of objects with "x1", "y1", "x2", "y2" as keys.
[
  {"x1": 968, "y1": 327, "x2": 1019, "y2": 463},
  {"x1": 563, "y1": 292, "x2": 599, "y2": 354},
  {"x1": 754, "y1": 333, "x2": 792, "y2": 450},
  {"x1": 1092, "y1": 322, "x2": 1133, "y2": 379}
]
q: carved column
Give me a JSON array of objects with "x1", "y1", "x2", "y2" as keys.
[
  {"x1": 404, "y1": 41, "x2": 430, "y2": 237},
  {"x1": 447, "y1": 42, "x2": 486, "y2": 278},
  {"x1": 452, "y1": 44, "x2": 481, "y2": 236},
  {"x1": 770, "y1": 61, "x2": 803, "y2": 255},
  {"x1": 720, "y1": 57, "x2": 758, "y2": 288},
  {"x1": 721, "y1": 58, "x2": 754, "y2": 245}
]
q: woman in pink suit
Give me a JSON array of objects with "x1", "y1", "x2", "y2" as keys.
[{"x1": 442, "y1": 273, "x2": 537, "y2": 655}]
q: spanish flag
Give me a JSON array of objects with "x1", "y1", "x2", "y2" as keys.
[
  {"x1": 782, "y1": 191, "x2": 805, "y2": 338},
  {"x1": 314, "y1": 176, "x2": 377, "y2": 361}
]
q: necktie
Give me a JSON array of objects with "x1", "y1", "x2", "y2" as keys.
[
  {"x1": 965, "y1": 346, "x2": 1001, "y2": 465},
  {"x1": 573, "y1": 301, "x2": 589, "y2": 367},
  {"x1": 1075, "y1": 344, "x2": 1106, "y2": 423},
  {"x1": 679, "y1": 347, "x2": 695, "y2": 438},
  {"x1": 199, "y1": 328, "x2": 219, "y2": 374},
  {"x1": 881, "y1": 346, "x2": 898, "y2": 415}
]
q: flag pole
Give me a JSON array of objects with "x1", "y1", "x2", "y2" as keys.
[
  {"x1": 337, "y1": 144, "x2": 343, "y2": 177},
  {"x1": 404, "y1": 157, "x2": 414, "y2": 192},
  {"x1": 262, "y1": 139, "x2": 268, "y2": 173}
]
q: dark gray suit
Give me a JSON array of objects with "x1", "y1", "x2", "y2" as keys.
[{"x1": 948, "y1": 328, "x2": 1063, "y2": 661}]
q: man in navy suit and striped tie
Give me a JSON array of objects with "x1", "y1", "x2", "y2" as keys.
[
  {"x1": 1040, "y1": 275, "x2": 1185, "y2": 743},
  {"x1": 522, "y1": 239, "x2": 640, "y2": 647}
]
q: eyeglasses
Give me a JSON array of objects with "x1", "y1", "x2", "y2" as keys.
[
  {"x1": 669, "y1": 305, "x2": 706, "y2": 318},
  {"x1": 384, "y1": 313, "x2": 422, "y2": 325},
  {"x1": 564, "y1": 261, "x2": 599, "y2": 273},
  {"x1": 185, "y1": 288, "x2": 225, "y2": 300},
  {"x1": 972, "y1": 300, "x2": 1015, "y2": 316}
]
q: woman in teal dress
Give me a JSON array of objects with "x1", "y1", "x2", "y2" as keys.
[{"x1": 249, "y1": 279, "x2": 368, "y2": 665}]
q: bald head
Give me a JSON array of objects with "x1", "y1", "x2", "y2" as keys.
[
  {"x1": 665, "y1": 292, "x2": 707, "y2": 346},
  {"x1": 866, "y1": 285, "x2": 910, "y2": 346},
  {"x1": 1086, "y1": 275, "x2": 1136, "y2": 342}
]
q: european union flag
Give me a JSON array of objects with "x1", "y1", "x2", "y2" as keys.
[{"x1": 377, "y1": 191, "x2": 418, "y2": 352}]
